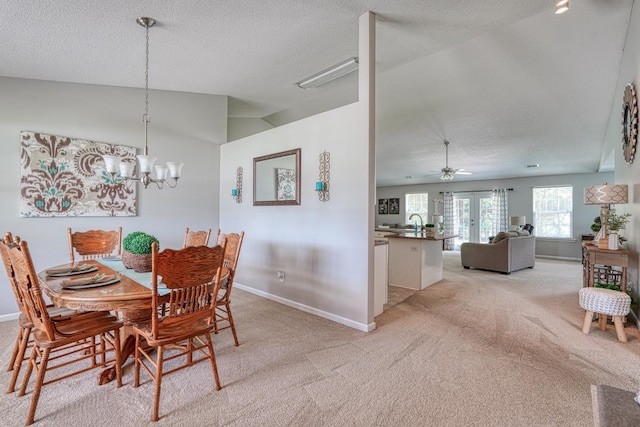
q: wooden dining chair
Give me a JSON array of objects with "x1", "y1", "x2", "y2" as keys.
[
  {"x1": 213, "y1": 229, "x2": 245, "y2": 346},
  {"x1": 67, "y1": 226, "x2": 122, "y2": 263},
  {"x1": 1, "y1": 232, "x2": 99, "y2": 395},
  {"x1": 133, "y1": 240, "x2": 227, "y2": 422},
  {"x1": 6, "y1": 235, "x2": 123, "y2": 426},
  {"x1": 183, "y1": 227, "x2": 211, "y2": 247}
]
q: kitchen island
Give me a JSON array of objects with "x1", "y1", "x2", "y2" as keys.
[{"x1": 387, "y1": 232, "x2": 457, "y2": 290}]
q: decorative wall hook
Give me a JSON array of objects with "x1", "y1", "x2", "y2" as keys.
[
  {"x1": 316, "y1": 151, "x2": 330, "y2": 202},
  {"x1": 232, "y1": 166, "x2": 243, "y2": 203}
]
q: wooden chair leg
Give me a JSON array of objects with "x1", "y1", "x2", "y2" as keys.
[
  {"x1": 227, "y1": 305, "x2": 239, "y2": 346},
  {"x1": 7, "y1": 327, "x2": 22, "y2": 372},
  {"x1": 613, "y1": 316, "x2": 628, "y2": 342},
  {"x1": 26, "y1": 348, "x2": 50, "y2": 426},
  {"x1": 598, "y1": 314, "x2": 607, "y2": 331},
  {"x1": 152, "y1": 346, "x2": 164, "y2": 422},
  {"x1": 113, "y1": 331, "x2": 123, "y2": 388},
  {"x1": 134, "y1": 334, "x2": 141, "y2": 388},
  {"x1": 582, "y1": 311, "x2": 594, "y2": 334},
  {"x1": 7, "y1": 326, "x2": 30, "y2": 394},
  {"x1": 18, "y1": 347, "x2": 36, "y2": 398},
  {"x1": 206, "y1": 334, "x2": 222, "y2": 391}
]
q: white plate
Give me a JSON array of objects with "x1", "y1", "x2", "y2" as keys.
[
  {"x1": 48, "y1": 265, "x2": 98, "y2": 277},
  {"x1": 63, "y1": 276, "x2": 121, "y2": 290}
]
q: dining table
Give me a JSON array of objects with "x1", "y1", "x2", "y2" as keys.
[{"x1": 38, "y1": 258, "x2": 228, "y2": 385}]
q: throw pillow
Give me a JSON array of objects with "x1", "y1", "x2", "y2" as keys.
[{"x1": 492, "y1": 231, "x2": 510, "y2": 243}]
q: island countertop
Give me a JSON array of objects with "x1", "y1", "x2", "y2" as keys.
[{"x1": 387, "y1": 232, "x2": 457, "y2": 241}]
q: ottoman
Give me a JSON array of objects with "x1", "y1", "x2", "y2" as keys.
[{"x1": 579, "y1": 287, "x2": 631, "y2": 342}]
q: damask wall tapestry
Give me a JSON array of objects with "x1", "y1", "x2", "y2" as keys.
[
  {"x1": 276, "y1": 168, "x2": 296, "y2": 201},
  {"x1": 20, "y1": 131, "x2": 138, "y2": 217}
]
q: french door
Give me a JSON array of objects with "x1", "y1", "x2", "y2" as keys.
[{"x1": 451, "y1": 192, "x2": 494, "y2": 249}]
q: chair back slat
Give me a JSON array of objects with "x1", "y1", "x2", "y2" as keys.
[
  {"x1": 1, "y1": 232, "x2": 30, "y2": 319},
  {"x1": 214, "y1": 230, "x2": 244, "y2": 303},
  {"x1": 183, "y1": 227, "x2": 211, "y2": 248},
  {"x1": 6, "y1": 237, "x2": 55, "y2": 340},
  {"x1": 68, "y1": 227, "x2": 122, "y2": 263},
  {"x1": 151, "y1": 241, "x2": 226, "y2": 340}
]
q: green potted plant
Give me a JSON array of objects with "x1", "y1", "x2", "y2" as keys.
[
  {"x1": 122, "y1": 231, "x2": 159, "y2": 272},
  {"x1": 607, "y1": 211, "x2": 631, "y2": 233},
  {"x1": 606, "y1": 211, "x2": 631, "y2": 250}
]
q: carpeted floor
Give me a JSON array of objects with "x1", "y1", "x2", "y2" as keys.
[{"x1": 1, "y1": 252, "x2": 640, "y2": 426}]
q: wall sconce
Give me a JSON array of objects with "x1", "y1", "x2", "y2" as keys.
[
  {"x1": 316, "y1": 151, "x2": 330, "y2": 202},
  {"x1": 231, "y1": 166, "x2": 243, "y2": 203}
]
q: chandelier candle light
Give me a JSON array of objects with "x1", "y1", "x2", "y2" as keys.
[{"x1": 102, "y1": 17, "x2": 183, "y2": 189}]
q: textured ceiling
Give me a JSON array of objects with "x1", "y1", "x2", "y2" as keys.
[{"x1": 0, "y1": 0, "x2": 634, "y2": 186}]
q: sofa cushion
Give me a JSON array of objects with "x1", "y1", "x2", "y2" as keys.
[
  {"x1": 492, "y1": 230, "x2": 530, "y2": 243},
  {"x1": 492, "y1": 231, "x2": 510, "y2": 243}
]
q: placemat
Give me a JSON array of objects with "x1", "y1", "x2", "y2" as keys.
[{"x1": 98, "y1": 259, "x2": 169, "y2": 296}]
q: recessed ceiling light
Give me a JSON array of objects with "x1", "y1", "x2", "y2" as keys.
[{"x1": 527, "y1": 164, "x2": 540, "y2": 168}]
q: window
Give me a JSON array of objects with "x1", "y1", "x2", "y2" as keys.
[
  {"x1": 405, "y1": 193, "x2": 429, "y2": 225},
  {"x1": 533, "y1": 186, "x2": 573, "y2": 238}
]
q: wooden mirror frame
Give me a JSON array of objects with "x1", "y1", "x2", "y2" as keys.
[{"x1": 253, "y1": 148, "x2": 301, "y2": 206}]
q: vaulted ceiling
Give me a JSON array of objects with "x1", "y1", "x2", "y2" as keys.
[{"x1": 0, "y1": 0, "x2": 634, "y2": 186}]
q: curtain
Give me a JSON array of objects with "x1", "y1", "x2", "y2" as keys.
[
  {"x1": 492, "y1": 188, "x2": 509, "y2": 236},
  {"x1": 443, "y1": 192, "x2": 454, "y2": 250}
]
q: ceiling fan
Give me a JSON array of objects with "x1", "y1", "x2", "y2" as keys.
[{"x1": 439, "y1": 140, "x2": 472, "y2": 181}]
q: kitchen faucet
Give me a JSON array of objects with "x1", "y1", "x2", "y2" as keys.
[{"x1": 409, "y1": 213, "x2": 424, "y2": 231}]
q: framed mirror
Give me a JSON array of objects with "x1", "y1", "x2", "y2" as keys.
[{"x1": 253, "y1": 148, "x2": 301, "y2": 206}]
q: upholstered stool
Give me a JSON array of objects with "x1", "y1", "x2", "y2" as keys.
[{"x1": 579, "y1": 287, "x2": 631, "y2": 342}]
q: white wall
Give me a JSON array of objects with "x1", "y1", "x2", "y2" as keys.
[
  {"x1": 605, "y1": 1, "x2": 640, "y2": 321},
  {"x1": 376, "y1": 172, "x2": 614, "y2": 260},
  {"x1": 0, "y1": 77, "x2": 227, "y2": 319},
  {"x1": 228, "y1": 117, "x2": 273, "y2": 142},
  {"x1": 220, "y1": 102, "x2": 373, "y2": 331}
]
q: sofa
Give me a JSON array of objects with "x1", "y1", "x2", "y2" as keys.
[{"x1": 460, "y1": 231, "x2": 535, "y2": 274}]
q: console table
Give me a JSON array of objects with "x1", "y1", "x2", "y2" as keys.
[{"x1": 582, "y1": 243, "x2": 628, "y2": 293}]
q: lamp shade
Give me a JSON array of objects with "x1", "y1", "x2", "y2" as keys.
[
  {"x1": 166, "y1": 162, "x2": 184, "y2": 178},
  {"x1": 119, "y1": 161, "x2": 135, "y2": 178},
  {"x1": 584, "y1": 184, "x2": 628, "y2": 205},
  {"x1": 102, "y1": 155, "x2": 121, "y2": 174},
  {"x1": 510, "y1": 216, "x2": 526, "y2": 226},
  {"x1": 431, "y1": 214, "x2": 443, "y2": 223}
]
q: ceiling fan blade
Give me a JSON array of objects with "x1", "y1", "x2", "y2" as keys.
[{"x1": 455, "y1": 171, "x2": 472, "y2": 175}]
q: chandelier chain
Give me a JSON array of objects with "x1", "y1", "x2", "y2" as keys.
[{"x1": 144, "y1": 23, "x2": 150, "y2": 119}]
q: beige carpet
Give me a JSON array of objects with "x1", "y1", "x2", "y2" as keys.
[{"x1": 1, "y1": 252, "x2": 640, "y2": 426}]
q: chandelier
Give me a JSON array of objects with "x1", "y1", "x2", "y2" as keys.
[{"x1": 102, "y1": 17, "x2": 183, "y2": 189}]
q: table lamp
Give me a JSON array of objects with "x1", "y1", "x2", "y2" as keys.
[
  {"x1": 584, "y1": 183, "x2": 628, "y2": 248},
  {"x1": 510, "y1": 216, "x2": 526, "y2": 230}
]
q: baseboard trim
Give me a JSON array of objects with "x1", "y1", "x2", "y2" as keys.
[
  {"x1": 536, "y1": 255, "x2": 581, "y2": 262},
  {"x1": 234, "y1": 283, "x2": 375, "y2": 332},
  {"x1": 0, "y1": 312, "x2": 20, "y2": 322}
]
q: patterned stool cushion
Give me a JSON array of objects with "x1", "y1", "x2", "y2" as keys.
[{"x1": 579, "y1": 287, "x2": 631, "y2": 317}]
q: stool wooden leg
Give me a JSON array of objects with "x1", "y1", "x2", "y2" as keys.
[
  {"x1": 598, "y1": 314, "x2": 607, "y2": 331},
  {"x1": 613, "y1": 316, "x2": 627, "y2": 342},
  {"x1": 582, "y1": 311, "x2": 594, "y2": 334}
]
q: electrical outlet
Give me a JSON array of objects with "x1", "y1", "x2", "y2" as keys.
[{"x1": 277, "y1": 271, "x2": 285, "y2": 283}]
